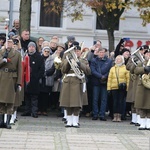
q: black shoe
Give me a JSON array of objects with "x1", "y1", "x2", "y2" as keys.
[
  {"x1": 92, "y1": 117, "x2": 98, "y2": 120},
  {"x1": 72, "y1": 125, "x2": 80, "y2": 128},
  {"x1": 65, "y1": 125, "x2": 72, "y2": 127},
  {"x1": 135, "y1": 123, "x2": 140, "y2": 126},
  {"x1": 130, "y1": 122, "x2": 136, "y2": 125},
  {"x1": 62, "y1": 118, "x2": 66, "y2": 121},
  {"x1": 100, "y1": 117, "x2": 107, "y2": 121},
  {"x1": 32, "y1": 114, "x2": 38, "y2": 118},
  {"x1": 138, "y1": 127, "x2": 146, "y2": 130},
  {"x1": 21, "y1": 112, "x2": 31, "y2": 116}
]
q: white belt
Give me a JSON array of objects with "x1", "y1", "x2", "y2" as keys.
[
  {"x1": 66, "y1": 73, "x2": 86, "y2": 92},
  {"x1": 66, "y1": 73, "x2": 76, "y2": 77}
]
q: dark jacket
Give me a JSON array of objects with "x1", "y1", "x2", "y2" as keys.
[
  {"x1": 114, "y1": 39, "x2": 124, "y2": 58},
  {"x1": 90, "y1": 56, "x2": 112, "y2": 86},
  {"x1": 25, "y1": 52, "x2": 45, "y2": 94}
]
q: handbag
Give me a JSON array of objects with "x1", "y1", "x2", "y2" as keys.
[{"x1": 115, "y1": 67, "x2": 126, "y2": 91}]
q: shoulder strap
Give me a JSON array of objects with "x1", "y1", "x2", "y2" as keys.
[{"x1": 115, "y1": 67, "x2": 119, "y2": 85}]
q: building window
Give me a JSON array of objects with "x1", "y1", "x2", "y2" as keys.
[
  {"x1": 40, "y1": 1, "x2": 62, "y2": 27},
  {"x1": 96, "y1": 15, "x2": 119, "y2": 30}
]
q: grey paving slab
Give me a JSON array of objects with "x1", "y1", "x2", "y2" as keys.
[{"x1": 0, "y1": 113, "x2": 150, "y2": 150}]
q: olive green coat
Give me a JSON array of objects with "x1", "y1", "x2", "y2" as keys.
[
  {"x1": 59, "y1": 58, "x2": 91, "y2": 108},
  {"x1": 126, "y1": 58, "x2": 138, "y2": 103},
  {"x1": 134, "y1": 61, "x2": 150, "y2": 109},
  {"x1": 0, "y1": 48, "x2": 22, "y2": 104}
]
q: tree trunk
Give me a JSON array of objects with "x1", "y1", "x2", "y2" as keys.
[
  {"x1": 107, "y1": 29, "x2": 114, "y2": 52},
  {"x1": 19, "y1": 0, "x2": 31, "y2": 34}
]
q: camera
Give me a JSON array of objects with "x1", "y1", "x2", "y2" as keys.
[{"x1": 13, "y1": 39, "x2": 19, "y2": 45}]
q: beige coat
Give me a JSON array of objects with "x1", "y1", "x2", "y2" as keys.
[
  {"x1": 59, "y1": 58, "x2": 91, "y2": 108},
  {"x1": 0, "y1": 48, "x2": 22, "y2": 104},
  {"x1": 134, "y1": 61, "x2": 150, "y2": 109}
]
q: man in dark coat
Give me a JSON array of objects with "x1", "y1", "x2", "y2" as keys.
[
  {"x1": 20, "y1": 30, "x2": 36, "y2": 52},
  {"x1": 0, "y1": 38, "x2": 22, "y2": 129},
  {"x1": 90, "y1": 47, "x2": 112, "y2": 121},
  {"x1": 21, "y1": 42, "x2": 45, "y2": 118}
]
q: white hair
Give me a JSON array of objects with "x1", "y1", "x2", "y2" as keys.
[{"x1": 115, "y1": 55, "x2": 125, "y2": 65}]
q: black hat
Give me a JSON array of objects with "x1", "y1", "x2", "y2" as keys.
[
  {"x1": 70, "y1": 41, "x2": 79, "y2": 48},
  {"x1": 0, "y1": 33, "x2": 6, "y2": 37},
  {"x1": 140, "y1": 45, "x2": 149, "y2": 50},
  {"x1": 75, "y1": 45, "x2": 81, "y2": 50},
  {"x1": 0, "y1": 33, "x2": 6, "y2": 42},
  {"x1": 0, "y1": 36, "x2": 6, "y2": 41},
  {"x1": 144, "y1": 49, "x2": 150, "y2": 55},
  {"x1": 120, "y1": 48, "x2": 130, "y2": 55}
]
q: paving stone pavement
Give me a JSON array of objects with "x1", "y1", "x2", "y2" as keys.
[{"x1": 0, "y1": 112, "x2": 150, "y2": 150}]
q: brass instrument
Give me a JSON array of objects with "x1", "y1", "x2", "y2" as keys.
[
  {"x1": 64, "y1": 46, "x2": 85, "y2": 80},
  {"x1": 81, "y1": 48, "x2": 90, "y2": 59},
  {"x1": 141, "y1": 56, "x2": 150, "y2": 89},
  {"x1": 54, "y1": 56, "x2": 62, "y2": 70},
  {"x1": 131, "y1": 47, "x2": 145, "y2": 66}
]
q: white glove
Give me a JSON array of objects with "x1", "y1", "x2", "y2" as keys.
[
  {"x1": 3, "y1": 58, "x2": 7, "y2": 63},
  {"x1": 18, "y1": 85, "x2": 22, "y2": 92}
]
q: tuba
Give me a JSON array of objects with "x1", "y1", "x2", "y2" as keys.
[
  {"x1": 64, "y1": 46, "x2": 85, "y2": 80},
  {"x1": 131, "y1": 47, "x2": 145, "y2": 66},
  {"x1": 141, "y1": 55, "x2": 150, "y2": 89}
]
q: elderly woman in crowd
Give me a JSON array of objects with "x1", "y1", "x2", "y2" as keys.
[
  {"x1": 107, "y1": 55, "x2": 130, "y2": 122},
  {"x1": 38, "y1": 47, "x2": 55, "y2": 116}
]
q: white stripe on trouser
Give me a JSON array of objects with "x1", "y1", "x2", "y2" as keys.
[
  {"x1": 146, "y1": 118, "x2": 150, "y2": 129},
  {"x1": 139, "y1": 118, "x2": 146, "y2": 128},
  {"x1": 63, "y1": 109, "x2": 67, "y2": 119},
  {"x1": 131, "y1": 113, "x2": 137, "y2": 123},
  {"x1": 137, "y1": 115, "x2": 141, "y2": 125}
]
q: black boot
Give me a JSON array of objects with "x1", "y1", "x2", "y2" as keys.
[
  {"x1": 0, "y1": 114, "x2": 5, "y2": 128},
  {"x1": 5, "y1": 115, "x2": 11, "y2": 129}
]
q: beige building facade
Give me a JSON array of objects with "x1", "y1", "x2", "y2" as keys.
[{"x1": 0, "y1": 0, "x2": 150, "y2": 51}]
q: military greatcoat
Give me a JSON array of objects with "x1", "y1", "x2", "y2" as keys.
[
  {"x1": 59, "y1": 57, "x2": 91, "y2": 108},
  {"x1": 126, "y1": 58, "x2": 138, "y2": 103},
  {"x1": 0, "y1": 48, "x2": 22, "y2": 104},
  {"x1": 134, "y1": 61, "x2": 150, "y2": 109}
]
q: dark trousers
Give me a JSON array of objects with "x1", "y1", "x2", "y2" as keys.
[
  {"x1": 24, "y1": 94, "x2": 38, "y2": 115},
  {"x1": 49, "y1": 92, "x2": 60, "y2": 110},
  {"x1": 107, "y1": 92, "x2": 113, "y2": 118},
  {"x1": 112, "y1": 89, "x2": 126, "y2": 114},
  {"x1": 38, "y1": 92, "x2": 49, "y2": 112}
]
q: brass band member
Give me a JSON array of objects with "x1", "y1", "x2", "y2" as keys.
[
  {"x1": 59, "y1": 45, "x2": 91, "y2": 128},
  {"x1": 134, "y1": 49, "x2": 150, "y2": 130}
]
